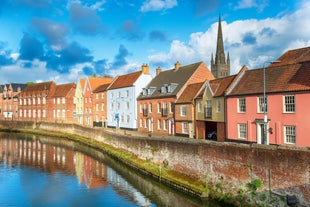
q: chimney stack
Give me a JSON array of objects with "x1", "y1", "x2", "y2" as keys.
[
  {"x1": 156, "y1": 67, "x2": 162, "y2": 76},
  {"x1": 141, "y1": 64, "x2": 150, "y2": 74},
  {"x1": 174, "y1": 61, "x2": 181, "y2": 70}
]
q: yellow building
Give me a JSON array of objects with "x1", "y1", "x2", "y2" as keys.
[{"x1": 75, "y1": 78, "x2": 86, "y2": 125}]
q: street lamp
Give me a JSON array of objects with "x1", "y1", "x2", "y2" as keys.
[{"x1": 263, "y1": 61, "x2": 280, "y2": 144}]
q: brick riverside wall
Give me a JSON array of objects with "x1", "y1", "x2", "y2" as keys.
[{"x1": 1, "y1": 121, "x2": 309, "y2": 206}]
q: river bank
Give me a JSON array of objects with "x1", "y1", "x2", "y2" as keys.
[{"x1": 1, "y1": 121, "x2": 309, "y2": 207}]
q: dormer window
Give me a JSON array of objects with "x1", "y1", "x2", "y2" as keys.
[{"x1": 142, "y1": 88, "x2": 147, "y2": 96}]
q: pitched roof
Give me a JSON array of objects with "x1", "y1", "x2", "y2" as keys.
[
  {"x1": 79, "y1": 78, "x2": 86, "y2": 89},
  {"x1": 138, "y1": 62, "x2": 213, "y2": 100},
  {"x1": 0, "y1": 83, "x2": 27, "y2": 93},
  {"x1": 176, "y1": 82, "x2": 205, "y2": 103},
  {"x1": 108, "y1": 71, "x2": 142, "y2": 90},
  {"x1": 53, "y1": 83, "x2": 76, "y2": 97},
  {"x1": 87, "y1": 77, "x2": 114, "y2": 91},
  {"x1": 22, "y1": 81, "x2": 55, "y2": 95},
  {"x1": 209, "y1": 75, "x2": 237, "y2": 97},
  {"x1": 271, "y1": 46, "x2": 310, "y2": 66},
  {"x1": 228, "y1": 61, "x2": 310, "y2": 96},
  {"x1": 93, "y1": 83, "x2": 110, "y2": 93}
]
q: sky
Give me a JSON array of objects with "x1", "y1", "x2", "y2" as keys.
[{"x1": 0, "y1": 0, "x2": 309, "y2": 84}]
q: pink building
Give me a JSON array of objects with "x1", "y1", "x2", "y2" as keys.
[{"x1": 226, "y1": 47, "x2": 310, "y2": 147}]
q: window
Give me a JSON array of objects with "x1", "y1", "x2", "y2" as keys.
[
  {"x1": 101, "y1": 103, "x2": 104, "y2": 111},
  {"x1": 180, "y1": 105, "x2": 186, "y2": 116},
  {"x1": 157, "y1": 120, "x2": 161, "y2": 129},
  {"x1": 43, "y1": 97, "x2": 46, "y2": 104},
  {"x1": 85, "y1": 98, "x2": 88, "y2": 103},
  {"x1": 284, "y1": 126, "x2": 296, "y2": 144},
  {"x1": 149, "y1": 103, "x2": 152, "y2": 113},
  {"x1": 24, "y1": 99, "x2": 27, "y2": 105},
  {"x1": 205, "y1": 100, "x2": 212, "y2": 118},
  {"x1": 284, "y1": 95, "x2": 295, "y2": 113},
  {"x1": 62, "y1": 109, "x2": 66, "y2": 118},
  {"x1": 38, "y1": 97, "x2": 41, "y2": 105},
  {"x1": 140, "y1": 119, "x2": 143, "y2": 127},
  {"x1": 38, "y1": 110, "x2": 41, "y2": 118},
  {"x1": 125, "y1": 102, "x2": 129, "y2": 110},
  {"x1": 62, "y1": 97, "x2": 65, "y2": 104},
  {"x1": 102, "y1": 93, "x2": 104, "y2": 99},
  {"x1": 33, "y1": 98, "x2": 36, "y2": 105},
  {"x1": 216, "y1": 99, "x2": 221, "y2": 113},
  {"x1": 169, "y1": 102, "x2": 174, "y2": 113},
  {"x1": 157, "y1": 103, "x2": 161, "y2": 113},
  {"x1": 19, "y1": 110, "x2": 22, "y2": 117},
  {"x1": 96, "y1": 94, "x2": 99, "y2": 99},
  {"x1": 118, "y1": 91, "x2": 121, "y2": 98},
  {"x1": 19, "y1": 99, "x2": 22, "y2": 105},
  {"x1": 57, "y1": 98, "x2": 60, "y2": 104},
  {"x1": 126, "y1": 115, "x2": 130, "y2": 123},
  {"x1": 24, "y1": 110, "x2": 27, "y2": 118},
  {"x1": 197, "y1": 101, "x2": 202, "y2": 112},
  {"x1": 43, "y1": 110, "x2": 46, "y2": 118},
  {"x1": 140, "y1": 103, "x2": 143, "y2": 113},
  {"x1": 28, "y1": 98, "x2": 31, "y2": 105},
  {"x1": 144, "y1": 119, "x2": 147, "y2": 128},
  {"x1": 28, "y1": 110, "x2": 31, "y2": 118},
  {"x1": 125, "y1": 90, "x2": 129, "y2": 97},
  {"x1": 163, "y1": 120, "x2": 168, "y2": 130},
  {"x1": 238, "y1": 98, "x2": 246, "y2": 113},
  {"x1": 96, "y1": 104, "x2": 99, "y2": 111},
  {"x1": 57, "y1": 109, "x2": 60, "y2": 118},
  {"x1": 33, "y1": 110, "x2": 36, "y2": 118},
  {"x1": 182, "y1": 122, "x2": 188, "y2": 134},
  {"x1": 258, "y1": 97, "x2": 267, "y2": 113},
  {"x1": 117, "y1": 102, "x2": 120, "y2": 110},
  {"x1": 238, "y1": 123, "x2": 247, "y2": 139}
]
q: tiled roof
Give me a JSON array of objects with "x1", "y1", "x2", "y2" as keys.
[
  {"x1": 209, "y1": 75, "x2": 237, "y2": 97},
  {"x1": 22, "y1": 81, "x2": 55, "y2": 95},
  {"x1": 79, "y1": 79, "x2": 86, "y2": 89},
  {"x1": 138, "y1": 62, "x2": 213, "y2": 100},
  {"x1": 0, "y1": 83, "x2": 27, "y2": 92},
  {"x1": 228, "y1": 61, "x2": 310, "y2": 96},
  {"x1": 108, "y1": 71, "x2": 142, "y2": 90},
  {"x1": 176, "y1": 82, "x2": 205, "y2": 103},
  {"x1": 88, "y1": 77, "x2": 114, "y2": 91},
  {"x1": 271, "y1": 46, "x2": 310, "y2": 66},
  {"x1": 93, "y1": 83, "x2": 110, "y2": 93},
  {"x1": 53, "y1": 83, "x2": 76, "y2": 97}
]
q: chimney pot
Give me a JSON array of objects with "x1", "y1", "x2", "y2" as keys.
[
  {"x1": 174, "y1": 61, "x2": 181, "y2": 70},
  {"x1": 156, "y1": 67, "x2": 162, "y2": 75},
  {"x1": 141, "y1": 64, "x2": 150, "y2": 74}
]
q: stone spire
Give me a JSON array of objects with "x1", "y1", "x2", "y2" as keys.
[
  {"x1": 211, "y1": 15, "x2": 230, "y2": 79},
  {"x1": 215, "y1": 16, "x2": 226, "y2": 65}
]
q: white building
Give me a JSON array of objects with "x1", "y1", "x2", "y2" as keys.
[{"x1": 107, "y1": 64, "x2": 152, "y2": 130}]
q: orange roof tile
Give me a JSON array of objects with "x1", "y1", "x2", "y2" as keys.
[
  {"x1": 209, "y1": 75, "x2": 237, "y2": 97},
  {"x1": 108, "y1": 71, "x2": 142, "y2": 90},
  {"x1": 271, "y1": 46, "x2": 310, "y2": 66},
  {"x1": 79, "y1": 79, "x2": 86, "y2": 89},
  {"x1": 22, "y1": 81, "x2": 56, "y2": 96},
  {"x1": 229, "y1": 61, "x2": 310, "y2": 96},
  {"x1": 93, "y1": 83, "x2": 110, "y2": 93},
  {"x1": 53, "y1": 83, "x2": 76, "y2": 97},
  {"x1": 88, "y1": 77, "x2": 114, "y2": 91},
  {"x1": 176, "y1": 82, "x2": 205, "y2": 103}
]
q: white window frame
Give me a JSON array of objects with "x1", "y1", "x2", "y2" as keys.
[
  {"x1": 182, "y1": 122, "x2": 188, "y2": 134},
  {"x1": 197, "y1": 101, "x2": 202, "y2": 113},
  {"x1": 157, "y1": 119, "x2": 161, "y2": 130},
  {"x1": 216, "y1": 99, "x2": 221, "y2": 113},
  {"x1": 238, "y1": 98, "x2": 246, "y2": 113},
  {"x1": 283, "y1": 95, "x2": 295, "y2": 113},
  {"x1": 157, "y1": 103, "x2": 161, "y2": 113},
  {"x1": 284, "y1": 126, "x2": 296, "y2": 144},
  {"x1": 238, "y1": 123, "x2": 247, "y2": 139},
  {"x1": 258, "y1": 96, "x2": 267, "y2": 113},
  {"x1": 180, "y1": 105, "x2": 187, "y2": 117}
]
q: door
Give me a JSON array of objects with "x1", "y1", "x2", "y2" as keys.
[
  {"x1": 257, "y1": 123, "x2": 268, "y2": 144},
  {"x1": 189, "y1": 123, "x2": 194, "y2": 138},
  {"x1": 148, "y1": 118, "x2": 153, "y2": 132}
]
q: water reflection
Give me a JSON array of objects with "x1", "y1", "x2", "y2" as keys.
[{"x1": 0, "y1": 133, "x2": 223, "y2": 207}]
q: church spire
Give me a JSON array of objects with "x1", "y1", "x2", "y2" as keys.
[
  {"x1": 215, "y1": 15, "x2": 226, "y2": 65},
  {"x1": 211, "y1": 15, "x2": 230, "y2": 79}
]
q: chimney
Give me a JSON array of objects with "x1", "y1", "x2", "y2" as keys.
[
  {"x1": 156, "y1": 67, "x2": 162, "y2": 76},
  {"x1": 141, "y1": 64, "x2": 150, "y2": 74},
  {"x1": 174, "y1": 61, "x2": 181, "y2": 70}
]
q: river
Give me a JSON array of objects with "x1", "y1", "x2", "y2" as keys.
[{"x1": 0, "y1": 133, "x2": 226, "y2": 207}]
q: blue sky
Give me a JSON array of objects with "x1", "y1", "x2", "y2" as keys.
[{"x1": 0, "y1": 0, "x2": 309, "y2": 83}]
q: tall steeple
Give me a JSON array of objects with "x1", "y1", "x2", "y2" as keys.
[{"x1": 211, "y1": 15, "x2": 230, "y2": 78}]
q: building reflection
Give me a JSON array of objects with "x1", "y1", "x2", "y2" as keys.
[{"x1": 0, "y1": 137, "x2": 151, "y2": 207}]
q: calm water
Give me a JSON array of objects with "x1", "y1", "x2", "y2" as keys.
[{"x1": 0, "y1": 133, "x2": 224, "y2": 207}]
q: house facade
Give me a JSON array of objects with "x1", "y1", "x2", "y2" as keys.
[
  {"x1": 75, "y1": 79, "x2": 86, "y2": 125},
  {"x1": 52, "y1": 83, "x2": 76, "y2": 123},
  {"x1": 174, "y1": 82, "x2": 205, "y2": 138},
  {"x1": 92, "y1": 83, "x2": 110, "y2": 127},
  {"x1": 0, "y1": 83, "x2": 27, "y2": 120},
  {"x1": 19, "y1": 81, "x2": 56, "y2": 122},
  {"x1": 107, "y1": 64, "x2": 152, "y2": 130},
  {"x1": 226, "y1": 47, "x2": 310, "y2": 147},
  {"x1": 83, "y1": 77, "x2": 114, "y2": 126},
  {"x1": 195, "y1": 66, "x2": 247, "y2": 141},
  {"x1": 137, "y1": 61, "x2": 214, "y2": 136}
]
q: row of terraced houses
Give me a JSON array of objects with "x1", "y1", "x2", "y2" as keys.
[{"x1": 1, "y1": 18, "x2": 310, "y2": 147}]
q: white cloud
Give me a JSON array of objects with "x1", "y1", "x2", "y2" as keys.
[
  {"x1": 140, "y1": 0, "x2": 177, "y2": 12},
  {"x1": 148, "y1": 1, "x2": 310, "y2": 74},
  {"x1": 234, "y1": 0, "x2": 268, "y2": 12}
]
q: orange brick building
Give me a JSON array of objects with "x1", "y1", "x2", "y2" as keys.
[
  {"x1": 92, "y1": 83, "x2": 111, "y2": 127},
  {"x1": 137, "y1": 61, "x2": 214, "y2": 136}
]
